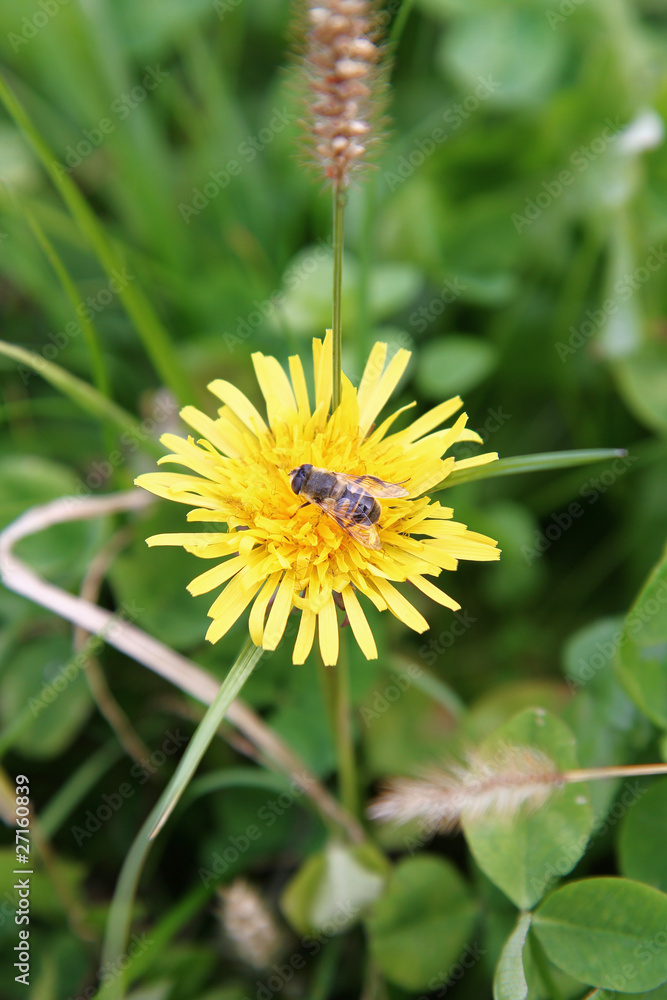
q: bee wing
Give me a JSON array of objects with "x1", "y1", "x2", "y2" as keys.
[
  {"x1": 335, "y1": 473, "x2": 409, "y2": 499},
  {"x1": 317, "y1": 496, "x2": 382, "y2": 550}
]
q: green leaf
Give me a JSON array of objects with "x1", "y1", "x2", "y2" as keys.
[
  {"x1": 476, "y1": 500, "x2": 545, "y2": 608},
  {"x1": 587, "y1": 987, "x2": 667, "y2": 1000},
  {"x1": 281, "y1": 840, "x2": 389, "y2": 936},
  {"x1": 467, "y1": 681, "x2": 570, "y2": 743},
  {"x1": 614, "y1": 344, "x2": 667, "y2": 436},
  {"x1": 0, "y1": 636, "x2": 93, "y2": 758},
  {"x1": 0, "y1": 847, "x2": 86, "y2": 920},
  {"x1": 532, "y1": 877, "x2": 667, "y2": 993},
  {"x1": 279, "y1": 250, "x2": 422, "y2": 336},
  {"x1": 17, "y1": 195, "x2": 110, "y2": 397},
  {"x1": 462, "y1": 708, "x2": 594, "y2": 909},
  {"x1": 561, "y1": 617, "x2": 649, "y2": 823},
  {"x1": 440, "y1": 449, "x2": 629, "y2": 490},
  {"x1": 366, "y1": 855, "x2": 478, "y2": 991},
  {"x1": 0, "y1": 340, "x2": 157, "y2": 451},
  {"x1": 108, "y1": 505, "x2": 212, "y2": 651},
  {"x1": 619, "y1": 778, "x2": 667, "y2": 892},
  {"x1": 40, "y1": 741, "x2": 124, "y2": 837},
  {"x1": 0, "y1": 75, "x2": 194, "y2": 404},
  {"x1": 415, "y1": 335, "x2": 498, "y2": 399},
  {"x1": 98, "y1": 639, "x2": 264, "y2": 1000},
  {"x1": 616, "y1": 550, "x2": 667, "y2": 727},
  {"x1": 440, "y1": 7, "x2": 566, "y2": 109},
  {"x1": 494, "y1": 912, "x2": 531, "y2": 1000},
  {"x1": 0, "y1": 454, "x2": 104, "y2": 580}
]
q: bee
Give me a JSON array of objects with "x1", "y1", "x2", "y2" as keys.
[{"x1": 289, "y1": 464, "x2": 409, "y2": 550}]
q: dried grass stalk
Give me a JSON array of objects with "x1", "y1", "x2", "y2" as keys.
[{"x1": 368, "y1": 745, "x2": 564, "y2": 832}]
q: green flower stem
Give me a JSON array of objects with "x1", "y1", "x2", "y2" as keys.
[
  {"x1": 332, "y1": 182, "x2": 347, "y2": 411},
  {"x1": 99, "y1": 639, "x2": 263, "y2": 1000},
  {"x1": 334, "y1": 637, "x2": 358, "y2": 817},
  {"x1": 436, "y1": 448, "x2": 628, "y2": 491},
  {"x1": 319, "y1": 635, "x2": 358, "y2": 819}
]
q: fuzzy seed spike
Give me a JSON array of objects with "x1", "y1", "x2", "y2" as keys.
[
  {"x1": 368, "y1": 744, "x2": 564, "y2": 834},
  {"x1": 218, "y1": 879, "x2": 286, "y2": 969},
  {"x1": 298, "y1": 0, "x2": 387, "y2": 188}
]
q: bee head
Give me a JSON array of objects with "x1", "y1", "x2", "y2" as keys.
[{"x1": 289, "y1": 464, "x2": 312, "y2": 495}]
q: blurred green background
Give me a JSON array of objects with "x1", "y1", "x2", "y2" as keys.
[{"x1": 1, "y1": 0, "x2": 667, "y2": 997}]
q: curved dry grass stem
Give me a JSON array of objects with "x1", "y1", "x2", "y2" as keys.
[
  {"x1": 75, "y1": 527, "x2": 153, "y2": 768},
  {"x1": 0, "y1": 490, "x2": 364, "y2": 843}
]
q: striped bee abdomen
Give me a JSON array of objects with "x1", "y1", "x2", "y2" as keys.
[{"x1": 340, "y1": 488, "x2": 381, "y2": 524}]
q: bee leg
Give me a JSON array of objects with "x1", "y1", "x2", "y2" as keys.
[{"x1": 290, "y1": 501, "x2": 311, "y2": 518}]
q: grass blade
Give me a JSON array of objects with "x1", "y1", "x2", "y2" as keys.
[
  {"x1": 11, "y1": 192, "x2": 111, "y2": 398},
  {"x1": 0, "y1": 73, "x2": 195, "y2": 404},
  {"x1": 437, "y1": 448, "x2": 629, "y2": 490},
  {"x1": 99, "y1": 638, "x2": 264, "y2": 1000},
  {"x1": 0, "y1": 339, "x2": 161, "y2": 455},
  {"x1": 40, "y1": 741, "x2": 123, "y2": 837}
]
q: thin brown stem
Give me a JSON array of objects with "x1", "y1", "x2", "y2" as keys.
[
  {"x1": 563, "y1": 763, "x2": 667, "y2": 783},
  {"x1": 75, "y1": 527, "x2": 152, "y2": 768},
  {"x1": 0, "y1": 490, "x2": 365, "y2": 844}
]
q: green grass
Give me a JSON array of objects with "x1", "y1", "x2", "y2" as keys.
[{"x1": 1, "y1": 1, "x2": 667, "y2": 998}]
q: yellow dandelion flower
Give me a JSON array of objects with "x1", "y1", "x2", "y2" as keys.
[{"x1": 135, "y1": 332, "x2": 500, "y2": 666}]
